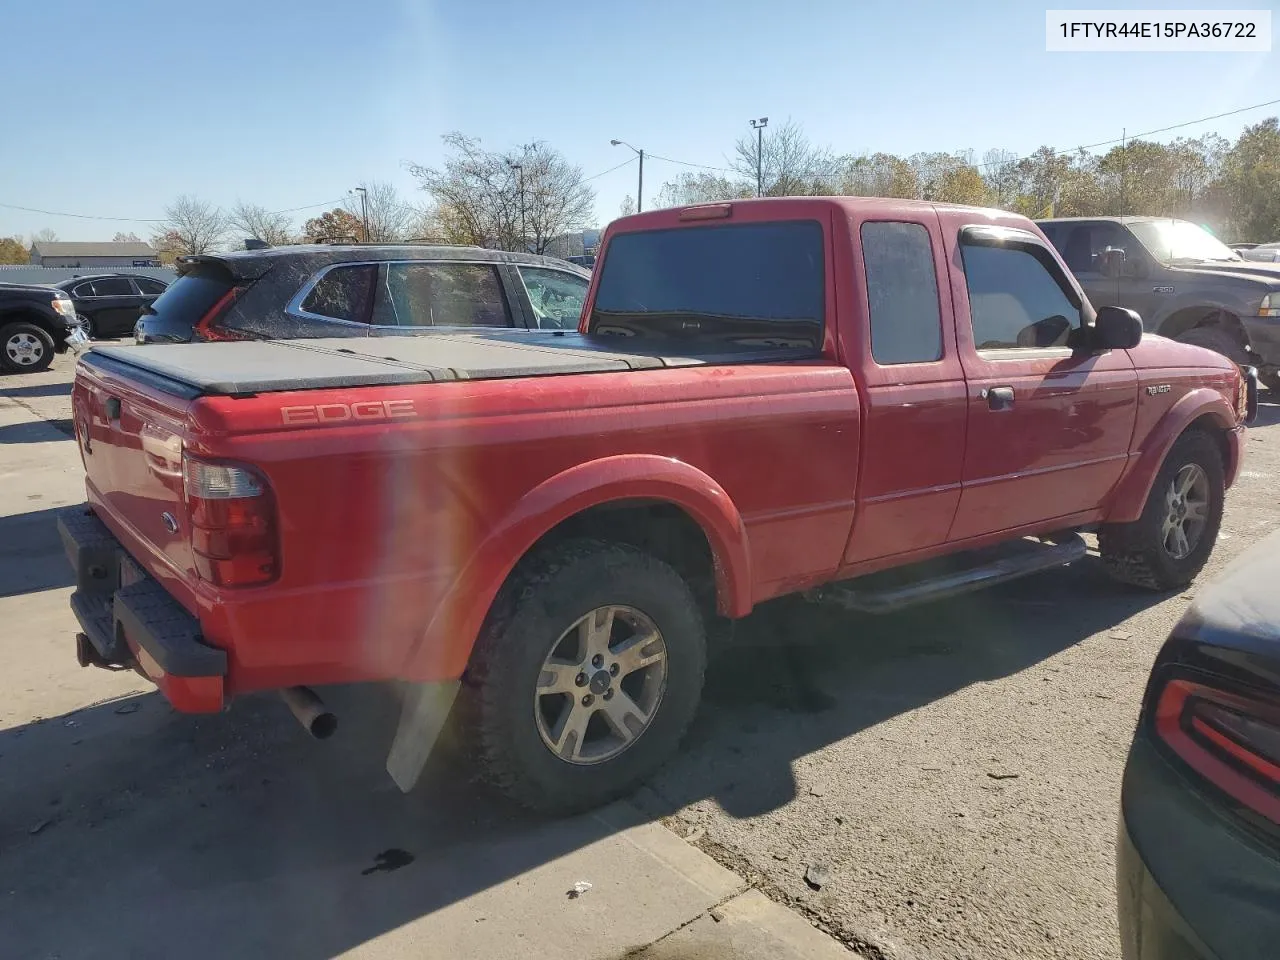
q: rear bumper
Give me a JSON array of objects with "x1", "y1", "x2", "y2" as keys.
[{"x1": 57, "y1": 506, "x2": 226, "y2": 712}]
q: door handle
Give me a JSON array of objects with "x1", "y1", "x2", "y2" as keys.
[{"x1": 982, "y1": 386, "x2": 1015, "y2": 411}]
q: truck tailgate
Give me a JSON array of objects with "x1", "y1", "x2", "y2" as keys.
[{"x1": 74, "y1": 352, "x2": 201, "y2": 607}]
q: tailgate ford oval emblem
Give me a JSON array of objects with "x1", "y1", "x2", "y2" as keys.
[{"x1": 161, "y1": 512, "x2": 179, "y2": 534}]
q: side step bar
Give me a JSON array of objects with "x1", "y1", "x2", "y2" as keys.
[{"x1": 808, "y1": 534, "x2": 1087, "y2": 614}]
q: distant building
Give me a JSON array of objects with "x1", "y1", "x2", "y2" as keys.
[{"x1": 30, "y1": 241, "x2": 160, "y2": 268}]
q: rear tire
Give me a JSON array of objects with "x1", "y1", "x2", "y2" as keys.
[
  {"x1": 461, "y1": 538, "x2": 706, "y2": 814},
  {"x1": 1098, "y1": 430, "x2": 1224, "y2": 591},
  {"x1": 0, "y1": 322, "x2": 55, "y2": 373},
  {"x1": 1176, "y1": 325, "x2": 1249, "y2": 366}
]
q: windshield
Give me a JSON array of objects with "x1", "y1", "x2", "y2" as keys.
[{"x1": 1128, "y1": 220, "x2": 1241, "y2": 263}]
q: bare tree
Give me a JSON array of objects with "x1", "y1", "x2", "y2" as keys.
[
  {"x1": 156, "y1": 195, "x2": 227, "y2": 255},
  {"x1": 654, "y1": 172, "x2": 751, "y2": 209},
  {"x1": 731, "y1": 119, "x2": 836, "y2": 196},
  {"x1": 343, "y1": 181, "x2": 415, "y2": 243},
  {"x1": 228, "y1": 201, "x2": 294, "y2": 246},
  {"x1": 408, "y1": 133, "x2": 595, "y2": 254},
  {"x1": 619, "y1": 195, "x2": 636, "y2": 217},
  {"x1": 31, "y1": 228, "x2": 58, "y2": 244},
  {"x1": 112, "y1": 231, "x2": 142, "y2": 243}
]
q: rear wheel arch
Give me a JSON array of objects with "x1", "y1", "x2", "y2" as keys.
[{"x1": 403, "y1": 457, "x2": 753, "y2": 681}]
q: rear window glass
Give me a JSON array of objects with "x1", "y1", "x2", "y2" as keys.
[
  {"x1": 146, "y1": 268, "x2": 231, "y2": 326},
  {"x1": 590, "y1": 220, "x2": 824, "y2": 347}
]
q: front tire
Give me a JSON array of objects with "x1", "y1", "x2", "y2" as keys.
[
  {"x1": 0, "y1": 322, "x2": 55, "y2": 373},
  {"x1": 462, "y1": 538, "x2": 706, "y2": 814},
  {"x1": 1099, "y1": 430, "x2": 1225, "y2": 591}
]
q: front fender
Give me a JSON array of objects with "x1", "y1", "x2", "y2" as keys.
[
  {"x1": 401, "y1": 454, "x2": 752, "y2": 682},
  {"x1": 1106, "y1": 389, "x2": 1238, "y2": 524}
]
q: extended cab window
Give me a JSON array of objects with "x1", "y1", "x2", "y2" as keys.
[
  {"x1": 961, "y1": 241, "x2": 1081, "y2": 350},
  {"x1": 300, "y1": 264, "x2": 376, "y2": 324},
  {"x1": 372, "y1": 263, "x2": 511, "y2": 327},
  {"x1": 518, "y1": 267, "x2": 588, "y2": 330},
  {"x1": 861, "y1": 221, "x2": 943, "y2": 364},
  {"x1": 590, "y1": 220, "x2": 823, "y2": 347}
]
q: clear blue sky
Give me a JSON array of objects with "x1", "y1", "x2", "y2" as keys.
[{"x1": 3, "y1": 0, "x2": 1276, "y2": 242}]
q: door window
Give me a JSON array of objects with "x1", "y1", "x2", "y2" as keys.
[
  {"x1": 861, "y1": 221, "x2": 943, "y2": 364},
  {"x1": 90, "y1": 277, "x2": 134, "y2": 296},
  {"x1": 372, "y1": 263, "x2": 511, "y2": 327},
  {"x1": 961, "y1": 242, "x2": 1082, "y2": 350},
  {"x1": 72, "y1": 281, "x2": 97, "y2": 298},
  {"x1": 134, "y1": 277, "x2": 167, "y2": 295},
  {"x1": 1056, "y1": 222, "x2": 1132, "y2": 275},
  {"x1": 299, "y1": 264, "x2": 377, "y2": 324},
  {"x1": 517, "y1": 267, "x2": 589, "y2": 329}
]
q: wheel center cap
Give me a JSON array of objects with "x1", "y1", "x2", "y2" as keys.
[{"x1": 588, "y1": 671, "x2": 611, "y2": 695}]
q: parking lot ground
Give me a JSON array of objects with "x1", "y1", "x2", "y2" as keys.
[
  {"x1": 4, "y1": 354, "x2": 1280, "y2": 960},
  {"x1": 0, "y1": 358, "x2": 850, "y2": 960}
]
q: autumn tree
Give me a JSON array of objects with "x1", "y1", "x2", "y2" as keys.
[
  {"x1": 0, "y1": 236, "x2": 29, "y2": 264},
  {"x1": 228, "y1": 202, "x2": 294, "y2": 246},
  {"x1": 1218, "y1": 118, "x2": 1280, "y2": 241},
  {"x1": 408, "y1": 134, "x2": 595, "y2": 253},
  {"x1": 301, "y1": 208, "x2": 364, "y2": 244},
  {"x1": 156, "y1": 195, "x2": 227, "y2": 255}
]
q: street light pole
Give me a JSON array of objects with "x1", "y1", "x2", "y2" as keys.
[
  {"x1": 508, "y1": 161, "x2": 526, "y2": 252},
  {"x1": 353, "y1": 186, "x2": 369, "y2": 242},
  {"x1": 749, "y1": 118, "x2": 768, "y2": 197},
  {"x1": 610, "y1": 140, "x2": 644, "y2": 212}
]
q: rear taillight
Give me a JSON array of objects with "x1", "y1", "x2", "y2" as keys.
[
  {"x1": 183, "y1": 455, "x2": 278, "y2": 587},
  {"x1": 1154, "y1": 677, "x2": 1280, "y2": 825},
  {"x1": 193, "y1": 286, "x2": 247, "y2": 341}
]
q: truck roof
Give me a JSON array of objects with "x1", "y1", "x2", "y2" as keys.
[
  {"x1": 1034, "y1": 215, "x2": 1188, "y2": 225},
  {"x1": 609, "y1": 196, "x2": 1035, "y2": 229}
]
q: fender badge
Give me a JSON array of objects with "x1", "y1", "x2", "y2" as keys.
[
  {"x1": 1152, "y1": 285, "x2": 1175, "y2": 294},
  {"x1": 1146, "y1": 384, "x2": 1171, "y2": 396}
]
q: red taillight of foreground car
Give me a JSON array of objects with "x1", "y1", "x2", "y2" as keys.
[
  {"x1": 1154, "y1": 677, "x2": 1280, "y2": 825},
  {"x1": 183, "y1": 456, "x2": 278, "y2": 587}
]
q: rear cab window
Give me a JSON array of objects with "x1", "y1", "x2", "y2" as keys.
[
  {"x1": 590, "y1": 220, "x2": 824, "y2": 348},
  {"x1": 861, "y1": 221, "x2": 943, "y2": 365}
]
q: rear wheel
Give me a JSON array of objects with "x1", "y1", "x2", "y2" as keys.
[
  {"x1": 1098, "y1": 430, "x2": 1224, "y2": 591},
  {"x1": 0, "y1": 322, "x2": 55, "y2": 373},
  {"x1": 462, "y1": 538, "x2": 706, "y2": 814}
]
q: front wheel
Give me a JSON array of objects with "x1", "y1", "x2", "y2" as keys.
[
  {"x1": 1099, "y1": 430, "x2": 1225, "y2": 591},
  {"x1": 0, "y1": 322, "x2": 55, "y2": 373},
  {"x1": 462, "y1": 538, "x2": 706, "y2": 814}
]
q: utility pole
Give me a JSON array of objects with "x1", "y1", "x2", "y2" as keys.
[
  {"x1": 353, "y1": 186, "x2": 369, "y2": 242},
  {"x1": 610, "y1": 140, "x2": 644, "y2": 212},
  {"x1": 508, "y1": 160, "x2": 526, "y2": 252},
  {"x1": 1119, "y1": 128, "x2": 1127, "y2": 216},
  {"x1": 749, "y1": 118, "x2": 769, "y2": 197}
]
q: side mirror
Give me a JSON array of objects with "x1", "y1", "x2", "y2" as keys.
[
  {"x1": 1093, "y1": 305, "x2": 1143, "y2": 350},
  {"x1": 1098, "y1": 246, "x2": 1126, "y2": 279}
]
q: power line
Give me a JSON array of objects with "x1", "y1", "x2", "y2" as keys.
[
  {"x1": 977, "y1": 97, "x2": 1280, "y2": 171},
  {"x1": 646, "y1": 152, "x2": 735, "y2": 173},
  {"x1": 0, "y1": 194, "x2": 353, "y2": 225},
  {"x1": 582, "y1": 156, "x2": 636, "y2": 181}
]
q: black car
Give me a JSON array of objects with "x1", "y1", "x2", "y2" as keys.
[
  {"x1": 1118, "y1": 528, "x2": 1280, "y2": 959},
  {"x1": 0, "y1": 282, "x2": 87, "y2": 373},
  {"x1": 136, "y1": 245, "x2": 591, "y2": 344},
  {"x1": 55, "y1": 274, "x2": 169, "y2": 339}
]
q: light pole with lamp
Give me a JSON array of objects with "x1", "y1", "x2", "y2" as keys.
[
  {"x1": 610, "y1": 139, "x2": 644, "y2": 213},
  {"x1": 352, "y1": 186, "x2": 370, "y2": 242},
  {"x1": 507, "y1": 160, "x2": 526, "y2": 252},
  {"x1": 749, "y1": 118, "x2": 768, "y2": 197}
]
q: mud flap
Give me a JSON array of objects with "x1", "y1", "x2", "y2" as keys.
[{"x1": 385, "y1": 680, "x2": 461, "y2": 793}]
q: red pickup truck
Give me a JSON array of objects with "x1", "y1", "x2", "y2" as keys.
[{"x1": 58, "y1": 198, "x2": 1258, "y2": 813}]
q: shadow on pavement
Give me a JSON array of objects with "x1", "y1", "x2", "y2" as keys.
[
  {"x1": 0, "y1": 553, "x2": 1162, "y2": 959},
  {"x1": 0, "y1": 380, "x2": 72, "y2": 399},
  {"x1": 0, "y1": 504, "x2": 74, "y2": 597},
  {"x1": 0, "y1": 418, "x2": 74, "y2": 443},
  {"x1": 1250, "y1": 396, "x2": 1280, "y2": 429}
]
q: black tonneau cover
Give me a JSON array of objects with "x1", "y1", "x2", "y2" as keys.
[{"x1": 87, "y1": 330, "x2": 819, "y2": 396}]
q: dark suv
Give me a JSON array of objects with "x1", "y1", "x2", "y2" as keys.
[{"x1": 137, "y1": 245, "x2": 592, "y2": 344}]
